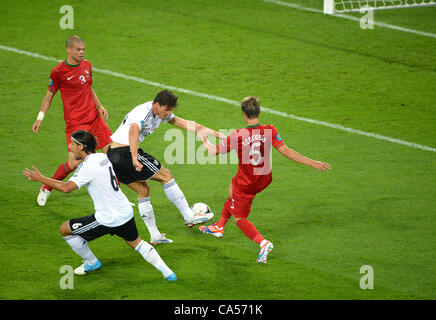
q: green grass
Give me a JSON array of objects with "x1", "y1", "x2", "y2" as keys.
[{"x1": 0, "y1": 0, "x2": 435, "y2": 300}]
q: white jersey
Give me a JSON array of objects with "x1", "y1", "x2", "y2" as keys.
[
  {"x1": 69, "y1": 153, "x2": 133, "y2": 227},
  {"x1": 110, "y1": 101, "x2": 175, "y2": 146}
]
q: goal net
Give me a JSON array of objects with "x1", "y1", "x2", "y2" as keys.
[{"x1": 324, "y1": 0, "x2": 436, "y2": 14}]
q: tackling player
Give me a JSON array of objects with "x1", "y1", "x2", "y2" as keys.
[
  {"x1": 198, "y1": 96, "x2": 331, "y2": 263},
  {"x1": 32, "y1": 35, "x2": 112, "y2": 207},
  {"x1": 24, "y1": 130, "x2": 177, "y2": 281},
  {"x1": 107, "y1": 90, "x2": 225, "y2": 245}
]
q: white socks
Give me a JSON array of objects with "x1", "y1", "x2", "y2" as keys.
[
  {"x1": 135, "y1": 240, "x2": 173, "y2": 278},
  {"x1": 63, "y1": 235, "x2": 98, "y2": 265},
  {"x1": 163, "y1": 179, "x2": 194, "y2": 222},
  {"x1": 138, "y1": 197, "x2": 161, "y2": 239}
]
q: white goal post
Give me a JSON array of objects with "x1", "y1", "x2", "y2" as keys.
[{"x1": 324, "y1": 0, "x2": 436, "y2": 14}]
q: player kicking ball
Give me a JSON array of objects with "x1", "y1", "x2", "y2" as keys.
[
  {"x1": 108, "y1": 90, "x2": 225, "y2": 245},
  {"x1": 24, "y1": 130, "x2": 177, "y2": 281},
  {"x1": 197, "y1": 96, "x2": 331, "y2": 263}
]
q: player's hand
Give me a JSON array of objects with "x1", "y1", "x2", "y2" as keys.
[
  {"x1": 216, "y1": 131, "x2": 227, "y2": 140},
  {"x1": 312, "y1": 161, "x2": 331, "y2": 172},
  {"x1": 23, "y1": 166, "x2": 43, "y2": 182},
  {"x1": 197, "y1": 127, "x2": 208, "y2": 142},
  {"x1": 132, "y1": 158, "x2": 143, "y2": 172},
  {"x1": 99, "y1": 106, "x2": 109, "y2": 120},
  {"x1": 32, "y1": 120, "x2": 42, "y2": 134}
]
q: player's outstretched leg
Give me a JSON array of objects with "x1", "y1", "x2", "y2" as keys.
[
  {"x1": 235, "y1": 218, "x2": 273, "y2": 263},
  {"x1": 63, "y1": 234, "x2": 102, "y2": 275},
  {"x1": 199, "y1": 223, "x2": 225, "y2": 237},
  {"x1": 133, "y1": 239, "x2": 177, "y2": 281},
  {"x1": 161, "y1": 177, "x2": 212, "y2": 227},
  {"x1": 199, "y1": 198, "x2": 232, "y2": 236},
  {"x1": 138, "y1": 197, "x2": 173, "y2": 245}
]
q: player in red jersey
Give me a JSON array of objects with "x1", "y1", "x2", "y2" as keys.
[
  {"x1": 198, "y1": 96, "x2": 331, "y2": 263},
  {"x1": 32, "y1": 35, "x2": 112, "y2": 206}
]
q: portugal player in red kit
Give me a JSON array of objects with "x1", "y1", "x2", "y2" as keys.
[
  {"x1": 32, "y1": 36, "x2": 112, "y2": 206},
  {"x1": 198, "y1": 96, "x2": 331, "y2": 263}
]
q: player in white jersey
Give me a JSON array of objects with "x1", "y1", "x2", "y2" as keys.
[
  {"x1": 108, "y1": 90, "x2": 225, "y2": 245},
  {"x1": 24, "y1": 130, "x2": 177, "y2": 280}
]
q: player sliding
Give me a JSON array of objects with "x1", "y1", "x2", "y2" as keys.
[
  {"x1": 107, "y1": 90, "x2": 225, "y2": 245},
  {"x1": 197, "y1": 96, "x2": 331, "y2": 263},
  {"x1": 24, "y1": 130, "x2": 177, "y2": 281}
]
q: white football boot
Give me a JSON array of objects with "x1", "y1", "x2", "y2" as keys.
[
  {"x1": 74, "y1": 260, "x2": 102, "y2": 275},
  {"x1": 150, "y1": 234, "x2": 174, "y2": 245},
  {"x1": 257, "y1": 240, "x2": 274, "y2": 263},
  {"x1": 185, "y1": 211, "x2": 214, "y2": 228},
  {"x1": 37, "y1": 187, "x2": 51, "y2": 206}
]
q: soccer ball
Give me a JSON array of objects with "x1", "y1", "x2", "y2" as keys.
[{"x1": 191, "y1": 202, "x2": 212, "y2": 216}]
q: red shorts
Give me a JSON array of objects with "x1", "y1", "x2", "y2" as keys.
[
  {"x1": 226, "y1": 177, "x2": 271, "y2": 219},
  {"x1": 227, "y1": 186, "x2": 256, "y2": 219},
  {"x1": 66, "y1": 116, "x2": 112, "y2": 151}
]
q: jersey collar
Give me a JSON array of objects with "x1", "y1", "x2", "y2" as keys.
[
  {"x1": 247, "y1": 123, "x2": 260, "y2": 128},
  {"x1": 64, "y1": 59, "x2": 81, "y2": 67}
]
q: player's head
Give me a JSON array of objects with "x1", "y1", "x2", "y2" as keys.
[
  {"x1": 65, "y1": 35, "x2": 85, "y2": 63},
  {"x1": 154, "y1": 90, "x2": 178, "y2": 108},
  {"x1": 241, "y1": 96, "x2": 260, "y2": 119},
  {"x1": 153, "y1": 90, "x2": 178, "y2": 120},
  {"x1": 70, "y1": 130, "x2": 97, "y2": 157}
]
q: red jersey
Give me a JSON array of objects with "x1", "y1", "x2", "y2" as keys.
[
  {"x1": 217, "y1": 124, "x2": 285, "y2": 194},
  {"x1": 48, "y1": 59, "x2": 99, "y2": 126}
]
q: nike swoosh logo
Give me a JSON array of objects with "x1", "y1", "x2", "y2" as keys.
[{"x1": 67, "y1": 76, "x2": 74, "y2": 80}]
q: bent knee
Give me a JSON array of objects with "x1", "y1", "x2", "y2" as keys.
[
  {"x1": 59, "y1": 221, "x2": 72, "y2": 236},
  {"x1": 155, "y1": 166, "x2": 173, "y2": 184}
]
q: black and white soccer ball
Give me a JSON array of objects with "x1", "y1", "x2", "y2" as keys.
[{"x1": 191, "y1": 202, "x2": 212, "y2": 215}]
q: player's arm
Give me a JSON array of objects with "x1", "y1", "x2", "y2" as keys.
[
  {"x1": 168, "y1": 116, "x2": 226, "y2": 140},
  {"x1": 32, "y1": 90, "x2": 55, "y2": 134},
  {"x1": 276, "y1": 144, "x2": 331, "y2": 172},
  {"x1": 91, "y1": 87, "x2": 108, "y2": 120},
  {"x1": 129, "y1": 123, "x2": 143, "y2": 172},
  {"x1": 23, "y1": 166, "x2": 78, "y2": 193}
]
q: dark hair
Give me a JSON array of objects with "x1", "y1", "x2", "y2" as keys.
[
  {"x1": 241, "y1": 96, "x2": 260, "y2": 119},
  {"x1": 71, "y1": 130, "x2": 97, "y2": 153},
  {"x1": 153, "y1": 90, "x2": 178, "y2": 108}
]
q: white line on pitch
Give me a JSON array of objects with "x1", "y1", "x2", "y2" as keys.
[
  {"x1": 1, "y1": 44, "x2": 434, "y2": 152},
  {"x1": 262, "y1": 0, "x2": 436, "y2": 38}
]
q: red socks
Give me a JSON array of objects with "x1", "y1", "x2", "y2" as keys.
[
  {"x1": 216, "y1": 198, "x2": 264, "y2": 245},
  {"x1": 216, "y1": 198, "x2": 232, "y2": 228},
  {"x1": 42, "y1": 162, "x2": 73, "y2": 191},
  {"x1": 236, "y1": 218, "x2": 264, "y2": 245}
]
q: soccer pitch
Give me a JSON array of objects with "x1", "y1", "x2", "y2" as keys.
[{"x1": 0, "y1": 0, "x2": 435, "y2": 300}]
